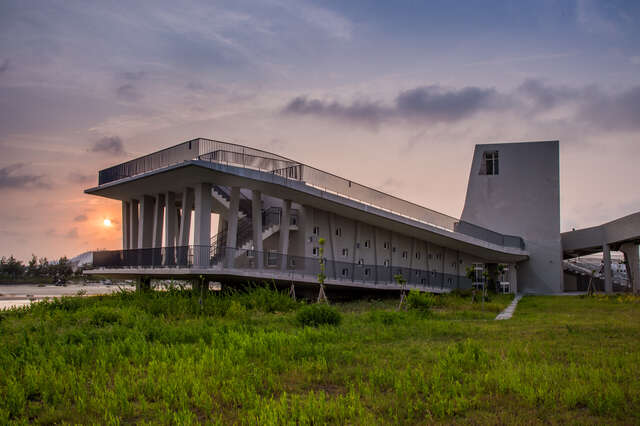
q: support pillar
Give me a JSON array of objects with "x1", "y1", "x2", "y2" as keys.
[
  {"x1": 179, "y1": 188, "x2": 194, "y2": 246},
  {"x1": 129, "y1": 199, "x2": 139, "y2": 249},
  {"x1": 193, "y1": 183, "x2": 212, "y2": 267},
  {"x1": 252, "y1": 189, "x2": 263, "y2": 269},
  {"x1": 279, "y1": 199, "x2": 292, "y2": 270},
  {"x1": 620, "y1": 242, "x2": 640, "y2": 294},
  {"x1": 139, "y1": 195, "x2": 155, "y2": 249},
  {"x1": 226, "y1": 186, "x2": 240, "y2": 267},
  {"x1": 164, "y1": 191, "x2": 177, "y2": 266},
  {"x1": 122, "y1": 201, "x2": 130, "y2": 250},
  {"x1": 152, "y1": 194, "x2": 164, "y2": 248},
  {"x1": 603, "y1": 243, "x2": 613, "y2": 294}
]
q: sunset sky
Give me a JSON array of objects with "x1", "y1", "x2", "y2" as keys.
[{"x1": 1, "y1": 0, "x2": 640, "y2": 260}]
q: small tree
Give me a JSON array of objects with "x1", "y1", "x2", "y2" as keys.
[
  {"x1": 394, "y1": 273, "x2": 408, "y2": 310},
  {"x1": 317, "y1": 238, "x2": 328, "y2": 304}
]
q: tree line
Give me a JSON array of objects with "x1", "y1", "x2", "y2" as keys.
[{"x1": 0, "y1": 255, "x2": 78, "y2": 283}]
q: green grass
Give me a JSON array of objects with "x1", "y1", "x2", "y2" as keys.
[{"x1": 0, "y1": 287, "x2": 639, "y2": 424}]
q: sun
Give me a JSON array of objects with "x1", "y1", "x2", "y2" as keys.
[{"x1": 103, "y1": 218, "x2": 112, "y2": 227}]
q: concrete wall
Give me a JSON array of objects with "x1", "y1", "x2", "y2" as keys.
[{"x1": 460, "y1": 141, "x2": 563, "y2": 293}]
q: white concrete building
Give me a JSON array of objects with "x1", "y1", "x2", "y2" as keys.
[{"x1": 85, "y1": 138, "x2": 639, "y2": 294}]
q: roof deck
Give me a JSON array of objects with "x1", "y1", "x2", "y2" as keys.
[{"x1": 94, "y1": 138, "x2": 525, "y2": 251}]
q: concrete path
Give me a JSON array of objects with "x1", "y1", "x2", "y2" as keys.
[{"x1": 495, "y1": 294, "x2": 523, "y2": 320}]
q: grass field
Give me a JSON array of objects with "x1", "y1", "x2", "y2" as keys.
[{"x1": 1, "y1": 286, "x2": 639, "y2": 424}]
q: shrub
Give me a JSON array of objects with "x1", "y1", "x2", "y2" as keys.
[
  {"x1": 296, "y1": 304, "x2": 342, "y2": 327},
  {"x1": 406, "y1": 290, "x2": 437, "y2": 312},
  {"x1": 89, "y1": 307, "x2": 122, "y2": 327}
]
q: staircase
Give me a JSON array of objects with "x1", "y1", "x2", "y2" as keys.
[{"x1": 210, "y1": 204, "x2": 284, "y2": 262}]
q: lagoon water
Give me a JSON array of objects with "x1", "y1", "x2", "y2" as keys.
[{"x1": 0, "y1": 283, "x2": 130, "y2": 310}]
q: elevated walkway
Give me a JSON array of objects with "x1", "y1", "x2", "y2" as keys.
[{"x1": 562, "y1": 212, "x2": 640, "y2": 293}]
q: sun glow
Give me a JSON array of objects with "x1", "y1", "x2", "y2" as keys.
[{"x1": 103, "y1": 218, "x2": 112, "y2": 227}]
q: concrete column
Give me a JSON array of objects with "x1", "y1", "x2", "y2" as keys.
[
  {"x1": 193, "y1": 183, "x2": 212, "y2": 267},
  {"x1": 152, "y1": 194, "x2": 164, "y2": 248},
  {"x1": 620, "y1": 242, "x2": 639, "y2": 294},
  {"x1": 603, "y1": 243, "x2": 613, "y2": 294},
  {"x1": 252, "y1": 189, "x2": 264, "y2": 268},
  {"x1": 163, "y1": 192, "x2": 177, "y2": 265},
  {"x1": 129, "y1": 199, "x2": 139, "y2": 249},
  {"x1": 179, "y1": 188, "x2": 194, "y2": 246},
  {"x1": 226, "y1": 187, "x2": 240, "y2": 267},
  {"x1": 122, "y1": 201, "x2": 130, "y2": 250},
  {"x1": 279, "y1": 199, "x2": 292, "y2": 270},
  {"x1": 139, "y1": 195, "x2": 155, "y2": 249}
]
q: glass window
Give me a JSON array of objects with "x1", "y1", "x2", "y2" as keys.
[{"x1": 481, "y1": 151, "x2": 499, "y2": 175}]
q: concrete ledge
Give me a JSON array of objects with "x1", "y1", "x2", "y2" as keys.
[{"x1": 85, "y1": 267, "x2": 454, "y2": 294}]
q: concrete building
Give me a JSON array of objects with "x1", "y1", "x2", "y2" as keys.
[{"x1": 85, "y1": 138, "x2": 640, "y2": 294}]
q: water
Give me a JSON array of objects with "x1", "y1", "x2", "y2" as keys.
[{"x1": 0, "y1": 283, "x2": 129, "y2": 310}]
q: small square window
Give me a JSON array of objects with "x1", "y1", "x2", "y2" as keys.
[
  {"x1": 364, "y1": 240, "x2": 370, "y2": 248},
  {"x1": 312, "y1": 247, "x2": 319, "y2": 256},
  {"x1": 342, "y1": 248, "x2": 349, "y2": 257},
  {"x1": 335, "y1": 227, "x2": 342, "y2": 237},
  {"x1": 357, "y1": 258, "x2": 364, "y2": 265},
  {"x1": 481, "y1": 150, "x2": 499, "y2": 175},
  {"x1": 312, "y1": 226, "x2": 320, "y2": 235},
  {"x1": 383, "y1": 242, "x2": 389, "y2": 249},
  {"x1": 383, "y1": 259, "x2": 390, "y2": 267},
  {"x1": 402, "y1": 251, "x2": 408, "y2": 259}
]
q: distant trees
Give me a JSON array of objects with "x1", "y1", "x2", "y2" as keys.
[{"x1": 0, "y1": 254, "x2": 75, "y2": 282}]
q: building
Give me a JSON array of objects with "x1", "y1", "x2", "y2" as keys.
[{"x1": 85, "y1": 138, "x2": 640, "y2": 294}]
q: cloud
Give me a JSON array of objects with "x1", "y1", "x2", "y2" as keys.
[
  {"x1": 90, "y1": 136, "x2": 126, "y2": 156},
  {"x1": 580, "y1": 86, "x2": 640, "y2": 131},
  {"x1": 517, "y1": 79, "x2": 640, "y2": 131},
  {"x1": 284, "y1": 80, "x2": 640, "y2": 133},
  {"x1": 73, "y1": 214, "x2": 88, "y2": 223},
  {"x1": 283, "y1": 96, "x2": 388, "y2": 126},
  {"x1": 396, "y1": 86, "x2": 499, "y2": 122},
  {"x1": 66, "y1": 228, "x2": 79, "y2": 239},
  {"x1": 0, "y1": 59, "x2": 9, "y2": 73},
  {"x1": 283, "y1": 85, "x2": 501, "y2": 126},
  {"x1": 0, "y1": 163, "x2": 49, "y2": 190},
  {"x1": 68, "y1": 172, "x2": 94, "y2": 184},
  {"x1": 115, "y1": 83, "x2": 141, "y2": 101}
]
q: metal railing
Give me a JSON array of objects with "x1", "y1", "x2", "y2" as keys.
[
  {"x1": 97, "y1": 137, "x2": 525, "y2": 250},
  {"x1": 91, "y1": 246, "x2": 472, "y2": 290}
]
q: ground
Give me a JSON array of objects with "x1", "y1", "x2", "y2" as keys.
[{"x1": 0, "y1": 287, "x2": 639, "y2": 424}]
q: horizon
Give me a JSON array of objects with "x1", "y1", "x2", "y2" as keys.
[{"x1": 2, "y1": 0, "x2": 640, "y2": 260}]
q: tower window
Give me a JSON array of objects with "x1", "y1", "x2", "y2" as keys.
[
  {"x1": 481, "y1": 151, "x2": 499, "y2": 175},
  {"x1": 312, "y1": 226, "x2": 320, "y2": 235},
  {"x1": 335, "y1": 227, "x2": 342, "y2": 237},
  {"x1": 342, "y1": 248, "x2": 349, "y2": 257}
]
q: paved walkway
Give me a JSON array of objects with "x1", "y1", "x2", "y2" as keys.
[{"x1": 495, "y1": 294, "x2": 523, "y2": 320}]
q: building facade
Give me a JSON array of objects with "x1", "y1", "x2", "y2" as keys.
[{"x1": 84, "y1": 137, "x2": 640, "y2": 294}]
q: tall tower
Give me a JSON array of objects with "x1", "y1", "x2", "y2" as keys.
[{"x1": 460, "y1": 141, "x2": 563, "y2": 293}]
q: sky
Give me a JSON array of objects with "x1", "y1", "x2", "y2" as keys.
[{"x1": 1, "y1": 0, "x2": 640, "y2": 260}]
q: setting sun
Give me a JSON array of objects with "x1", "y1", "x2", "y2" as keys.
[{"x1": 103, "y1": 218, "x2": 112, "y2": 227}]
